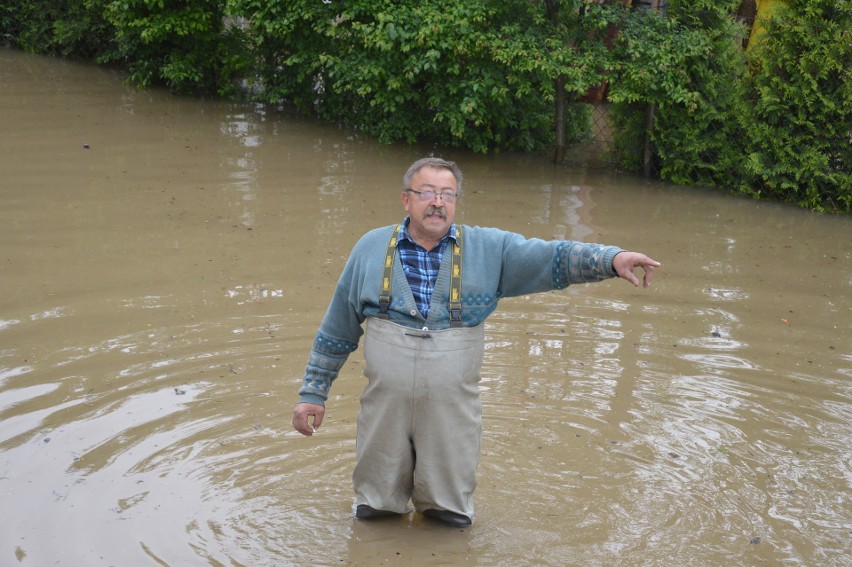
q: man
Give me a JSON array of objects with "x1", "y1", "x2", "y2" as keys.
[{"x1": 293, "y1": 158, "x2": 660, "y2": 528}]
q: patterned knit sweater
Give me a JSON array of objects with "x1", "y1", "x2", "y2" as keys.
[{"x1": 297, "y1": 223, "x2": 624, "y2": 405}]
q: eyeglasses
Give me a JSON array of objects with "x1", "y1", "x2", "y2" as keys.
[{"x1": 405, "y1": 188, "x2": 458, "y2": 203}]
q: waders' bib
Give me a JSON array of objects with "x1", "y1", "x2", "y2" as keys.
[{"x1": 353, "y1": 224, "x2": 484, "y2": 518}]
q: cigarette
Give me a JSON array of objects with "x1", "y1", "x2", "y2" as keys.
[{"x1": 311, "y1": 426, "x2": 317, "y2": 433}]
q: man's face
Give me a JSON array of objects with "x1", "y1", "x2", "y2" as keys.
[{"x1": 401, "y1": 166, "x2": 458, "y2": 246}]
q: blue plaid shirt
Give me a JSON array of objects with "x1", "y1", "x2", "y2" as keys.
[{"x1": 397, "y1": 218, "x2": 458, "y2": 318}]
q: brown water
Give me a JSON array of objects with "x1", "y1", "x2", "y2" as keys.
[{"x1": 1, "y1": 48, "x2": 850, "y2": 567}]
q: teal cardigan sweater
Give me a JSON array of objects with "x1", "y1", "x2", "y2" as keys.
[{"x1": 297, "y1": 223, "x2": 624, "y2": 405}]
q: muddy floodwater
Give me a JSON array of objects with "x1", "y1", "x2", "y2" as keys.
[{"x1": 1, "y1": 48, "x2": 850, "y2": 566}]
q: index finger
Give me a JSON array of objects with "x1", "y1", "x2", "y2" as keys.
[{"x1": 642, "y1": 260, "x2": 661, "y2": 287}]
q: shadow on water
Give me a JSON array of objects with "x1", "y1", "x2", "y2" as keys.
[{"x1": 1, "y1": 49, "x2": 850, "y2": 566}]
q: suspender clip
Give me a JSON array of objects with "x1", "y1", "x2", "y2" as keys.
[
  {"x1": 377, "y1": 295, "x2": 391, "y2": 319},
  {"x1": 449, "y1": 302, "x2": 463, "y2": 328}
]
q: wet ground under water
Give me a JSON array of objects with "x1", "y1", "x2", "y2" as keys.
[{"x1": 1, "y1": 49, "x2": 850, "y2": 566}]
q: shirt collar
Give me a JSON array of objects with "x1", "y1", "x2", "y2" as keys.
[{"x1": 399, "y1": 217, "x2": 457, "y2": 247}]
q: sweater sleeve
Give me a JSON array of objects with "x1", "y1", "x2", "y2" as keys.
[
  {"x1": 296, "y1": 227, "x2": 389, "y2": 405},
  {"x1": 297, "y1": 331, "x2": 358, "y2": 405},
  {"x1": 481, "y1": 227, "x2": 624, "y2": 298},
  {"x1": 554, "y1": 240, "x2": 624, "y2": 287}
]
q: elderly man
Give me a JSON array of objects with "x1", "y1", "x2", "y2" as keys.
[{"x1": 293, "y1": 157, "x2": 660, "y2": 527}]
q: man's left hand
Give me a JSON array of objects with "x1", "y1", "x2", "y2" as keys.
[{"x1": 612, "y1": 251, "x2": 661, "y2": 288}]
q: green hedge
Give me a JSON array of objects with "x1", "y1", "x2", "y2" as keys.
[
  {"x1": 735, "y1": 0, "x2": 850, "y2": 212},
  {"x1": 636, "y1": 0, "x2": 849, "y2": 212}
]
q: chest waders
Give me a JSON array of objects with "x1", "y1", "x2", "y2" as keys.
[{"x1": 353, "y1": 226, "x2": 485, "y2": 519}]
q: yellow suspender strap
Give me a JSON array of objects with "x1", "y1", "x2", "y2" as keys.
[
  {"x1": 377, "y1": 224, "x2": 401, "y2": 319},
  {"x1": 449, "y1": 226, "x2": 463, "y2": 327}
]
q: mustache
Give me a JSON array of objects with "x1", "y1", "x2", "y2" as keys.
[{"x1": 423, "y1": 206, "x2": 447, "y2": 219}]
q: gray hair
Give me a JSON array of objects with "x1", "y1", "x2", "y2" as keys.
[{"x1": 403, "y1": 157, "x2": 463, "y2": 194}]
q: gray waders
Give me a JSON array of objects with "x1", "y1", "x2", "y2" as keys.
[{"x1": 353, "y1": 316, "x2": 485, "y2": 519}]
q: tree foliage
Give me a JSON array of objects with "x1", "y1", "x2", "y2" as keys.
[
  {"x1": 96, "y1": 0, "x2": 252, "y2": 96},
  {"x1": 609, "y1": 1, "x2": 747, "y2": 184},
  {"x1": 735, "y1": 0, "x2": 850, "y2": 212},
  {"x1": 236, "y1": 0, "x2": 567, "y2": 153},
  {"x1": 1, "y1": 0, "x2": 112, "y2": 58},
  {"x1": 606, "y1": 0, "x2": 849, "y2": 212}
]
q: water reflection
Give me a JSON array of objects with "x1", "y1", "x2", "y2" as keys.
[
  {"x1": 705, "y1": 286, "x2": 749, "y2": 301},
  {"x1": 220, "y1": 110, "x2": 262, "y2": 229}
]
